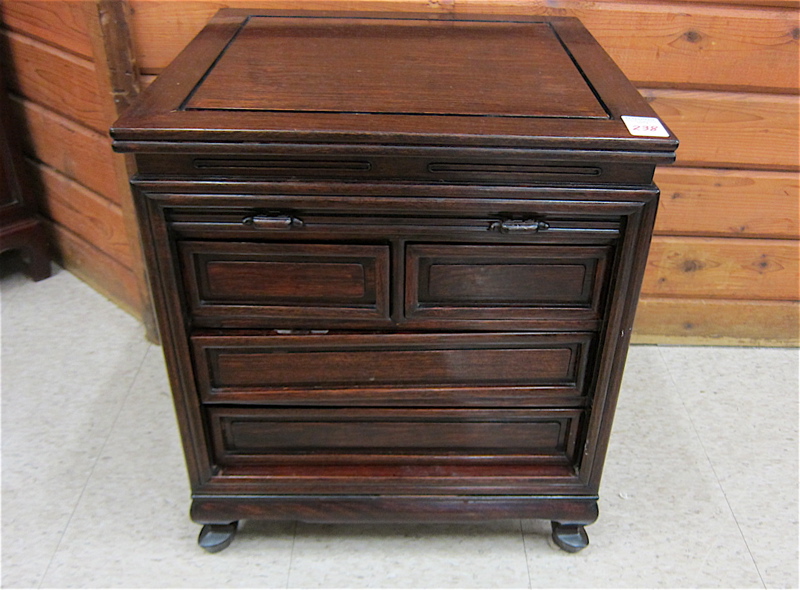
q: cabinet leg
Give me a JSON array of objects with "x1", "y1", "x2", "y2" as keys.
[
  {"x1": 198, "y1": 522, "x2": 238, "y2": 553},
  {"x1": 551, "y1": 521, "x2": 590, "y2": 553}
]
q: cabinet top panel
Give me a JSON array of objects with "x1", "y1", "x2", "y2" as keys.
[
  {"x1": 112, "y1": 10, "x2": 677, "y2": 157},
  {"x1": 185, "y1": 17, "x2": 606, "y2": 119}
]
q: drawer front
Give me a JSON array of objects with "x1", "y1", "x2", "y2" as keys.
[
  {"x1": 192, "y1": 332, "x2": 594, "y2": 406},
  {"x1": 180, "y1": 242, "x2": 391, "y2": 325},
  {"x1": 208, "y1": 407, "x2": 584, "y2": 466},
  {"x1": 406, "y1": 244, "x2": 612, "y2": 322}
]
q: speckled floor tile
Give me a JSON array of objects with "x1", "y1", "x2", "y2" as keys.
[
  {"x1": 521, "y1": 346, "x2": 763, "y2": 588},
  {"x1": 659, "y1": 346, "x2": 799, "y2": 589},
  {"x1": 1, "y1": 267, "x2": 149, "y2": 588},
  {"x1": 3, "y1": 267, "x2": 794, "y2": 589},
  {"x1": 39, "y1": 346, "x2": 295, "y2": 588},
  {"x1": 286, "y1": 519, "x2": 530, "y2": 588}
]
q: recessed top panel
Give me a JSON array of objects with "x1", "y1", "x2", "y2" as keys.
[{"x1": 184, "y1": 17, "x2": 608, "y2": 119}]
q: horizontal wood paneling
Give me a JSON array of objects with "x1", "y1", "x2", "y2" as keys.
[
  {"x1": 669, "y1": 0, "x2": 798, "y2": 6},
  {"x1": 642, "y1": 236, "x2": 800, "y2": 300},
  {"x1": 128, "y1": 0, "x2": 433, "y2": 75},
  {"x1": 26, "y1": 159, "x2": 134, "y2": 267},
  {"x1": 0, "y1": 1, "x2": 93, "y2": 58},
  {"x1": 633, "y1": 297, "x2": 799, "y2": 345},
  {"x1": 11, "y1": 97, "x2": 121, "y2": 202},
  {"x1": 45, "y1": 220, "x2": 143, "y2": 316},
  {"x1": 643, "y1": 89, "x2": 800, "y2": 170},
  {"x1": 129, "y1": 1, "x2": 800, "y2": 93},
  {"x1": 654, "y1": 168, "x2": 800, "y2": 239},
  {"x1": 456, "y1": 0, "x2": 800, "y2": 93},
  {"x1": 1, "y1": 30, "x2": 107, "y2": 133}
]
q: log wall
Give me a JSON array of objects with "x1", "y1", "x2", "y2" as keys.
[{"x1": 1, "y1": 0, "x2": 797, "y2": 345}]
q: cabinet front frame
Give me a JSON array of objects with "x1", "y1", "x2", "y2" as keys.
[{"x1": 134, "y1": 184, "x2": 657, "y2": 497}]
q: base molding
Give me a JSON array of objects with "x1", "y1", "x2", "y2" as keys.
[{"x1": 190, "y1": 495, "x2": 599, "y2": 525}]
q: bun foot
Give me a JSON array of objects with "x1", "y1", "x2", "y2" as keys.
[
  {"x1": 551, "y1": 521, "x2": 590, "y2": 553},
  {"x1": 198, "y1": 522, "x2": 238, "y2": 553}
]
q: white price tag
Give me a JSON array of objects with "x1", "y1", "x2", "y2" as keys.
[{"x1": 621, "y1": 116, "x2": 669, "y2": 138}]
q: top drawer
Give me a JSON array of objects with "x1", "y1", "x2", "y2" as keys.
[
  {"x1": 171, "y1": 209, "x2": 624, "y2": 329},
  {"x1": 180, "y1": 241, "x2": 392, "y2": 327},
  {"x1": 406, "y1": 243, "x2": 612, "y2": 323}
]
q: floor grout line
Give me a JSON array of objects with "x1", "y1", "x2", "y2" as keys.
[
  {"x1": 284, "y1": 520, "x2": 299, "y2": 589},
  {"x1": 519, "y1": 519, "x2": 533, "y2": 589},
  {"x1": 36, "y1": 344, "x2": 154, "y2": 588},
  {"x1": 655, "y1": 346, "x2": 767, "y2": 589}
]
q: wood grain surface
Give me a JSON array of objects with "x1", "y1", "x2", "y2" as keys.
[
  {"x1": 642, "y1": 236, "x2": 800, "y2": 300},
  {"x1": 654, "y1": 168, "x2": 800, "y2": 239},
  {"x1": 45, "y1": 220, "x2": 142, "y2": 315},
  {"x1": 26, "y1": 159, "x2": 134, "y2": 267},
  {"x1": 129, "y1": 1, "x2": 800, "y2": 93},
  {"x1": 2, "y1": 31, "x2": 106, "y2": 133},
  {"x1": 643, "y1": 88, "x2": 800, "y2": 170},
  {"x1": 0, "y1": 0, "x2": 93, "y2": 59},
  {"x1": 12, "y1": 97, "x2": 121, "y2": 202},
  {"x1": 634, "y1": 297, "x2": 799, "y2": 345}
]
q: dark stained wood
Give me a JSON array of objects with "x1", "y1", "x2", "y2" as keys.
[
  {"x1": 209, "y1": 407, "x2": 583, "y2": 465},
  {"x1": 192, "y1": 332, "x2": 593, "y2": 406},
  {"x1": 186, "y1": 18, "x2": 606, "y2": 118},
  {"x1": 113, "y1": 10, "x2": 675, "y2": 552},
  {"x1": 190, "y1": 495, "x2": 599, "y2": 525},
  {"x1": 407, "y1": 244, "x2": 612, "y2": 322},
  {"x1": 112, "y1": 11, "x2": 678, "y2": 155},
  {"x1": 180, "y1": 241, "x2": 390, "y2": 324},
  {"x1": 0, "y1": 55, "x2": 50, "y2": 281}
]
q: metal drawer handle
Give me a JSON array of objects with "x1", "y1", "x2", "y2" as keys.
[
  {"x1": 242, "y1": 215, "x2": 304, "y2": 230},
  {"x1": 489, "y1": 219, "x2": 550, "y2": 233}
]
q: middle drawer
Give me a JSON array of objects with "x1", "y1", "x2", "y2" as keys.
[{"x1": 192, "y1": 331, "x2": 595, "y2": 407}]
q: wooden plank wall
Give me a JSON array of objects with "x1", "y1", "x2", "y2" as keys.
[
  {"x1": 2, "y1": 0, "x2": 798, "y2": 345},
  {"x1": 0, "y1": 0, "x2": 153, "y2": 330}
]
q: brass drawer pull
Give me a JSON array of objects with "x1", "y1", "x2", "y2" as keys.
[
  {"x1": 242, "y1": 215, "x2": 304, "y2": 230},
  {"x1": 489, "y1": 219, "x2": 550, "y2": 233}
]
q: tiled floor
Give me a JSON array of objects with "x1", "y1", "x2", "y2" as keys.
[{"x1": 2, "y1": 264, "x2": 798, "y2": 589}]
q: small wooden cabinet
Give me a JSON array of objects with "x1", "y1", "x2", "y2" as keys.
[
  {"x1": 0, "y1": 60, "x2": 50, "y2": 280},
  {"x1": 112, "y1": 10, "x2": 677, "y2": 553}
]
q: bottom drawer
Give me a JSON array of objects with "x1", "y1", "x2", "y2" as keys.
[{"x1": 208, "y1": 407, "x2": 584, "y2": 466}]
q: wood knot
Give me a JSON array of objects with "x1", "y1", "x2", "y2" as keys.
[
  {"x1": 792, "y1": 28, "x2": 800, "y2": 41},
  {"x1": 681, "y1": 259, "x2": 704, "y2": 272},
  {"x1": 684, "y1": 30, "x2": 702, "y2": 43}
]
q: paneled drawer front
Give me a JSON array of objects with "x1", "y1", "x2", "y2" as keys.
[
  {"x1": 180, "y1": 242, "x2": 391, "y2": 325},
  {"x1": 192, "y1": 332, "x2": 594, "y2": 406},
  {"x1": 406, "y1": 244, "x2": 613, "y2": 321},
  {"x1": 208, "y1": 407, "x2": 585, "y2": 466}
]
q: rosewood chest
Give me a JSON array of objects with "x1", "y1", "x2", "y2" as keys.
[{"x1": 112, "y1": 10, "x2": 677, "y2": 553}]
